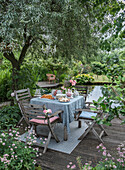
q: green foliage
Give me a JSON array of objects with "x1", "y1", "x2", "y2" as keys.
[
  {"x1": 0, "y1": 0, "x2": 99, "y2": 59},
  {"x1": 0, "y1": 59, "x2": 40, "y2": 101},
  {"x1": 81, "y1": 64, "x2": 92, "y2": 74},
  {"x1": 0, "y1": 69, "x2": 12, "y2": 102},
  {"x1": 76, "y1": 74, "x2": 94, "y2": 84},
  {"x1": 40, "y1": 88, "x2": 51, "y2": 95},
  {"x1": 42, "y1": 57, "x2": 69, "y2": 82},
  {"x1": 0, "y1": 105, "x2": 21, "y2": 130},
  {"x1": 91, "y1": 50, "x2": 125, "y2": 125},
  {"x1": 93, "y1": 79, "x2": 125, "y2": 125},
  {"x1": 104, "y1": 53, "x2": 124, "y2": 83},
  {"x1": 17, "y1": 62, "x2": 39, "y2": 95},
  {"x1": 0, "y1": 128, "x2": 38, "y2": 170},
  {"x1": 91, "y1": 62, "x2": 106, "y2": 76}
]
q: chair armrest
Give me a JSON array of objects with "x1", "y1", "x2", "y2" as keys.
[
  {"x1": 81, "y1": 108, "x2": 100, "y2": 113},
  {"x1": 85, "y1": 102, "x2": 93, "y2": 105},
  {"x1": 49, "y1": 110, "x2": 63, "y2": 118},
  {"x1": 75, "y1": 108, "x2": 82, "y2": 112}
]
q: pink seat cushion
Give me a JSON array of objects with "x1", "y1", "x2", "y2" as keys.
[{"x1": 29, "y1": 116, "x2": 59, "y2": 124}]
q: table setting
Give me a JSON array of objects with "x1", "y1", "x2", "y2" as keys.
[{"x1": 31, "y1": 84, "x2": 85, "y2": 140}]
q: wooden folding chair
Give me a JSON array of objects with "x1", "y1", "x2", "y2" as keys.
[
  {"x1": 14, "y1": 88, "x2": 32, "y2": 125},
  {"x1": 20, "y1": 102, "x2": 63, "y2": 153},
  {"x1": 75, "y1": 102, "x2": 108, "y2": 143},
  {"x1": 75, "y1": 85, "x2": 88, "y2": 101}
]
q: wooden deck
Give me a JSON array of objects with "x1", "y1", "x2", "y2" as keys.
[
  {"x1": 37, "y1": 81, "x2": 60, "y2": 88},
  {"x1": 36, "y1": 118, "x2": 125, "y2": 170}
]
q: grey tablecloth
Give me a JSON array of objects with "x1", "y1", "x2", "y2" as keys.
[{"x1": 30, "y1": 96, "x2": 85, "y2": 133}]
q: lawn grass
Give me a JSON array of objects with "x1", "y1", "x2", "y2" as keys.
[{"x1": 92, "y1": 74, "x2": 111, "y2": 83}]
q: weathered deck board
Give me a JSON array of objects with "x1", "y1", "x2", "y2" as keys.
[
  {"x1": 36, "y1": 119, "x2": 125, "y2": 170},
  {"x1": 37, "y1": 81, "x2": 60, "y2": 88}
]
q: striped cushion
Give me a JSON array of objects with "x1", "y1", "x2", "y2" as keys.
[
  {"x1": 79, "y1": 111, "x2": 97, "y2": 119},
  {"x1": 30, "y1": 116, "x2": 59, "y2": 124}
]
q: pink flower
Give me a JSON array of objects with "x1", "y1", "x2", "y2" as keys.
[
  {"x1": 70, "y1": 80, "x2": 77, "y2": 86},
  {"x1": 61, "y1": 86, "x2": 66, "y2": 90},
  {"x1": 117, "y1": 147, "x2": 120, "y2": 151},
  {"x1": 99, "y1": 143, "x2": 103, "y2": 147},
  {"x1": 1, "y1": 133, "x2": 5, "y2": 137},
  {"x1": 69, "y1": 162, "x2": 72, "y2": 164},
  {"x1": 70, "y1": 80, "x2": 73, "y2": 83},
  {"x1": 113, "y1": 165, "x2": 117, "y2": 168},
  {"x1": 43, "y1": 109, "x2": 52, "y2": 114},
  {"x1": 102, "y1": 151, "x2": 106, "y2": 156},
  {"x1": 72, "y1": 82, "x2": 76, "y2": 86},
  {"x1": 9, "y1": 133, "x2": 13, "y2": 136},
  {"x1": 67, "y1": 165, "x2": 70, "y2": 168},
  {"x1": 96, "y1": 146, "x2": 99, "y2": 149},
  {"x1": 47, "y1": 109, "x2": 52, "y2": 114},
  {"x1": 43, "y1": 110, "x2": 47, "y2": 114},
  {"x1": 71, "y1": 165, "x2": 76, "y2": 169},
  {"x1": 11, "y1": 92, "x2": 15, "y2": 97},
  {"x1": 107, "y1": 153, "x2": 111, "y2": 157}
]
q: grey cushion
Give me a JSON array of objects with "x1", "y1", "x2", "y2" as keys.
[{"x1": 80, "y1": 111, "x2": 97, "y2": 119}]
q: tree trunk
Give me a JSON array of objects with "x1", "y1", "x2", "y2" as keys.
[
  {"x1": 12, "y1": 65, "x2": 20, "y2": 92},
  {"x1": 3, "y1": 36, "x2": 32, "y2": 105}
]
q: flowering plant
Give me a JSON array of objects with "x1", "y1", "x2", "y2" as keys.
[
  {"x1": 43, "y1": 109, "x2": 52, "y2": 116},
  {"x1": 76, "y1": 74, "x2": 94, "y2": 84},
  {"x1": 66, "y1": 142, "x2": 125, "y2": 169},
  {"x1": 69, "y1": 79, "x2": 77, "y2": 86},
  {"x1": 61, "y1": 86, "x2": 66, "y2": 94},
  {"x1": 0, "y1": 128, "x2": 40, "y2": 170},
  {"x1": 0, "y1": 106, "x2": 21, "y2": 130}
]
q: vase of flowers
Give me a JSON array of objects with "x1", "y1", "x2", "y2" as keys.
[
  {"x1": 61, "y1": 86, "x2": 66, "y2": 94},
  {"x1": 66, "y1": 89, "x2": 72, "y2": 97},
  {"x1": 69, "y1": 79, "x2": 77, "y2": 86}
]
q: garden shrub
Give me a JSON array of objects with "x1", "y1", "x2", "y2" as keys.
[
  {"x1": 76, "y1": 74, "x2": 94, "y2": 84},
  {"x1": 0, "y1": 61, "x2": 39, "y2": 102},
  {"x1": 17, "y1": 63, "x2": 39, "y2": 95},
  {"x1": 0, "y1": 69, "x2": 12, "y2": 102},
  {"x1": 91, "y1": 62, "x2": 106, "y2": 76},
  {"x1": 0, "y1": 105, "x2": 21, "y2": 130},
  {"x1": 0, "y1": 128, "x2": 40, "y2": 170},
  {"x1": 81, "y1": 64, "x2": 92, "y2": 74}
]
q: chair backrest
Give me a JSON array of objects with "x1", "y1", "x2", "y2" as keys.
[
  {"x1": 75, "y1": 85, "x2": 88, "y2": 101},
  {"x1": 14, "y1": 88, "x2": 32, "y2": 103},
  {"x1": 14, "y1": 88, "x2": 32, "y2": 119},
  {"x1": 20, "y1": 103, "x2": 45, "y2": 121},
  {"x1": 46, "y1": 74, "x2": 56, "y2": 80}
]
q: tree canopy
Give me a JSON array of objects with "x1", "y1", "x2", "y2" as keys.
[{"x1": 0, "y1": 0, "x2": 124, "y2": 91}]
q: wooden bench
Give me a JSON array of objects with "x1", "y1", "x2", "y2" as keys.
[{"x1": 75, "y1": 85, "x2": 88, "y2": 101}]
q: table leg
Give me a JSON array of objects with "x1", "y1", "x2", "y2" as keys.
[{"x1": 64, "y1": 126, "x2": 68, "y2": 141}]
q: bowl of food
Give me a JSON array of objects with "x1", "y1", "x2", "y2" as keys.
[
  {"x1": 56, "y1": 94, "x2": 66, "y2": 99},
  {"x1": 58, "y1": 97, "x2": 70, "y2": 103},
  {"x1": 40, "y1": 94, "x2": 54, "y2": 100}
]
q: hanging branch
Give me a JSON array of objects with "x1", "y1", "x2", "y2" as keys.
[{"x1": 111, "y1": 86, "x2": 125, "y2": 105}]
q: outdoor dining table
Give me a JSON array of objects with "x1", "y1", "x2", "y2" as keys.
[{"x1": 30, "y1": 95, "x2": 85, "y2": 140}]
